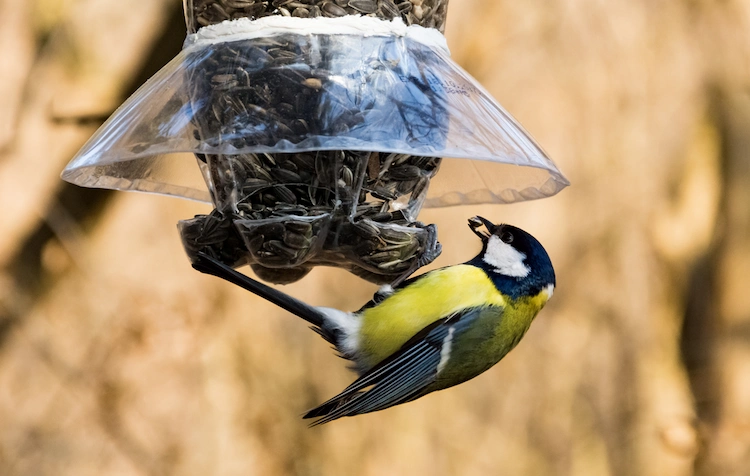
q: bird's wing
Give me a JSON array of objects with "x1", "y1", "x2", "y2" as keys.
[{"x1": 303, "y1": 306, "x2": 486, "y2": 425}]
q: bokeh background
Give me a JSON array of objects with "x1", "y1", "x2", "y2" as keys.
[{"x1": 2, "y1": 0, "x2": 750, "y2": 474}]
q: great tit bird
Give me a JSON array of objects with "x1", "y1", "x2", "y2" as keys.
[{"x1": 191, "y1": 216, "x2": 555, "y2": 425}]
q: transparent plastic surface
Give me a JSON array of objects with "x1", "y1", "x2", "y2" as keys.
[
  {"x1": 326, "y1": 219, "x2": 428, "y2": 277},
  {"x1": 235, "y1": 214, "x2": 330, "y2": 267},
  {"x1": 62, "y1": 19, "x2": 569, "y2": 209},
  {"x1": 178, "y1": 206, "x2": 438, "y2": 284}
]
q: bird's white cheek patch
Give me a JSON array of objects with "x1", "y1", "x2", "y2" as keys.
[{"x1": 483, "y1": 235, "x2": 531, "y2": 278}]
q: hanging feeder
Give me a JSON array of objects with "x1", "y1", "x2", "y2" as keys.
[{"x1": 62, "y1": 5, "x2": 568, "y2": 284}]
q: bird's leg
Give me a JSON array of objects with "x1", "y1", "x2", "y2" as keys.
[
  {"x1": 387, "y1": 223, "x2": 442, "y2": 289},
  {"x1": 416, "y1": 223, "x2": 442, "y2": 267}
]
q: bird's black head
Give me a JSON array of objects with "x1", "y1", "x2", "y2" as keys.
[{"x1": 467, "y1": 216, "x2": 556, "y2": 300}]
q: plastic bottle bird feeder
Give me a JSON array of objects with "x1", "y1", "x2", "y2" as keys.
[{"x1": 62, "y1": 6, "x2": 568, "y2": 284}]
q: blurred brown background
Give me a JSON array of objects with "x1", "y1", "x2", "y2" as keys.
[{"x1": 2, "y1": 0, "x2": 750, "y2": 474}]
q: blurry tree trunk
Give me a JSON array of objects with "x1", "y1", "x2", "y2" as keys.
[{"x1": 691, "y1": 90, "x2": 750, "y2": 476}]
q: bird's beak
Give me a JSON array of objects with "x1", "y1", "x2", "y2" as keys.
[{"x1": 468, "y1": 216, "x2": 495, "y2": 242}]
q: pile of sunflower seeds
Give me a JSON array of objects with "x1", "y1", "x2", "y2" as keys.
[
  {"x1": 179, "y1": 149, "x2": 441, "y2": 283},
  {"x1": 185, "y1": 0, "x2": 449, "y2": 33},
  {"x1": 179, "y1": 0, "x2": 448, "y2": 284},
  {"x1": 195, "y1": 150, "x2": 441, "y2": 216},
  {"x1": 180, "y1": 210, "x2": 436, "y2": 284},
  {"x1": 185, "y1": 32, "x2": 450, "y2": 157}
]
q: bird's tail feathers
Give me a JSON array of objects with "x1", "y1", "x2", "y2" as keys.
[{"x1": 191, "y1": 253, "x2": 328, "y2": 329}]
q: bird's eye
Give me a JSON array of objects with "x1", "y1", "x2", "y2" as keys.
[{"x1": 500, "y1": 231, "x2": 514, "y2": 244}]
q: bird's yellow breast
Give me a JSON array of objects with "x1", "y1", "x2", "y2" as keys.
[{"x1": 358, "y1": 265, "x2": 506, "y2": 367}]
